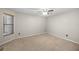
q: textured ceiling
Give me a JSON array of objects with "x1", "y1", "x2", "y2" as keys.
[{"x1": 7, "y1": 8, "x2": 77, "y2": 16}]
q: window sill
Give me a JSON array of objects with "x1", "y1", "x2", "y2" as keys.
[{"x1": 3, "y1": 33, "x2": 13, "y2": 36}]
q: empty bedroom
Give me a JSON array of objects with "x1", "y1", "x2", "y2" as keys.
[{"x1": 0, "y1": 8, "x2": 79, "y2": 51}]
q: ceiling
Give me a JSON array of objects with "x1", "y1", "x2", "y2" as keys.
[{"x1": 7, "y1": 8, "x2": 77, "y2": 16}]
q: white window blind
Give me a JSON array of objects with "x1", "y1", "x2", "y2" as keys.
[{"x1": 3, "y1": 14, "x2": 14, "y2": 36}]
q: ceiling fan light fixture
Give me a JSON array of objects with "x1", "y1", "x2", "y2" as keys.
[
  {"x1": 41, "y1": 8, "x2": 54, "y2": 16},
  {"x1": 43, "y1": 12, "x2": 48, "y2": 16}
]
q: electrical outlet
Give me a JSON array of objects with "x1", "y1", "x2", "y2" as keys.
[
  {"x1": 66, "y1": 34, "x2": 68, "y2": 37},
  {"x1": 18, "y1": 32, "x2": 21, "y2": 36}
]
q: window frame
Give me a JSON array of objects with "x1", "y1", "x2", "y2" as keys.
[{"x1": 3, "y1": 13, "x2": 14, "y2": 36}]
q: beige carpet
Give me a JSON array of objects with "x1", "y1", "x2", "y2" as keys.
[{"x1": 2, "y1": 34, "x2": 79, "y2": 51}]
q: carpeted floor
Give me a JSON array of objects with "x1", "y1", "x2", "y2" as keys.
[{"x1": 2, "y1": 34, "x2": 79, "y2": 51}]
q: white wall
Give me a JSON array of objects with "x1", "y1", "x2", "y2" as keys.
[
  {"x1": 0, "y1": 8, "x2": 16, "y2": 46},
  {"x1": 0, "y1": 9, "x2": 46, "y2": 46},
  {"x1": 15, "y1": 13, "x2": 46, "y2": 38},
  {"x1": 1, "y1": 8, "x2": 79, "y2": 46},
  {"x1": 47, "y1": 9, "x2": 79, "y2": 43}
]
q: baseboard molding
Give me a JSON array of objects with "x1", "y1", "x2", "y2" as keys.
[
  {"x1": 0, "y1": 38, "x2": 15, "y2": 46},
  {"x1": 48, "y1": 33, "x2": 79, "y2": 45},
  {"x1": 1, "y1": 32, "x2": 78, "y2": 46},
  {"x1": 0, "y1": 32, "x2": 46, "y2": 46},
  {"x1": 17, "y1": 32, "x2": 46, "y2": 39}
]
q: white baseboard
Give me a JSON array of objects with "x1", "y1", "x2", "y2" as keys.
[
  {"x1": 17, "y1": 32, "x2": 46, "y2": 39},
  {"x1": 0, "y1": 32, "x2": 46, "y2": 46},
  {"x1": 48, "y1": 33, "x2": 79, "y2": 45},
  {"x1": 0, "y1": 38, "x2": 15, "y2": 46},
  {"x1": 1, "y1": 32, "x2": 78, "y2": 47}
]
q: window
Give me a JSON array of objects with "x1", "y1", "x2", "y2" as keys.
[{"x1": 3, "y1": 13, "x2": 14, "y2": 36}]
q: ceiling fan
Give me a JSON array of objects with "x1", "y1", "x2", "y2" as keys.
[
  {"x1": 41, "y1": 8, "x2": 54, "y2": 16},
  {"x1": 30, "y1": 8, "x2": 54, "y2": 16}
]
